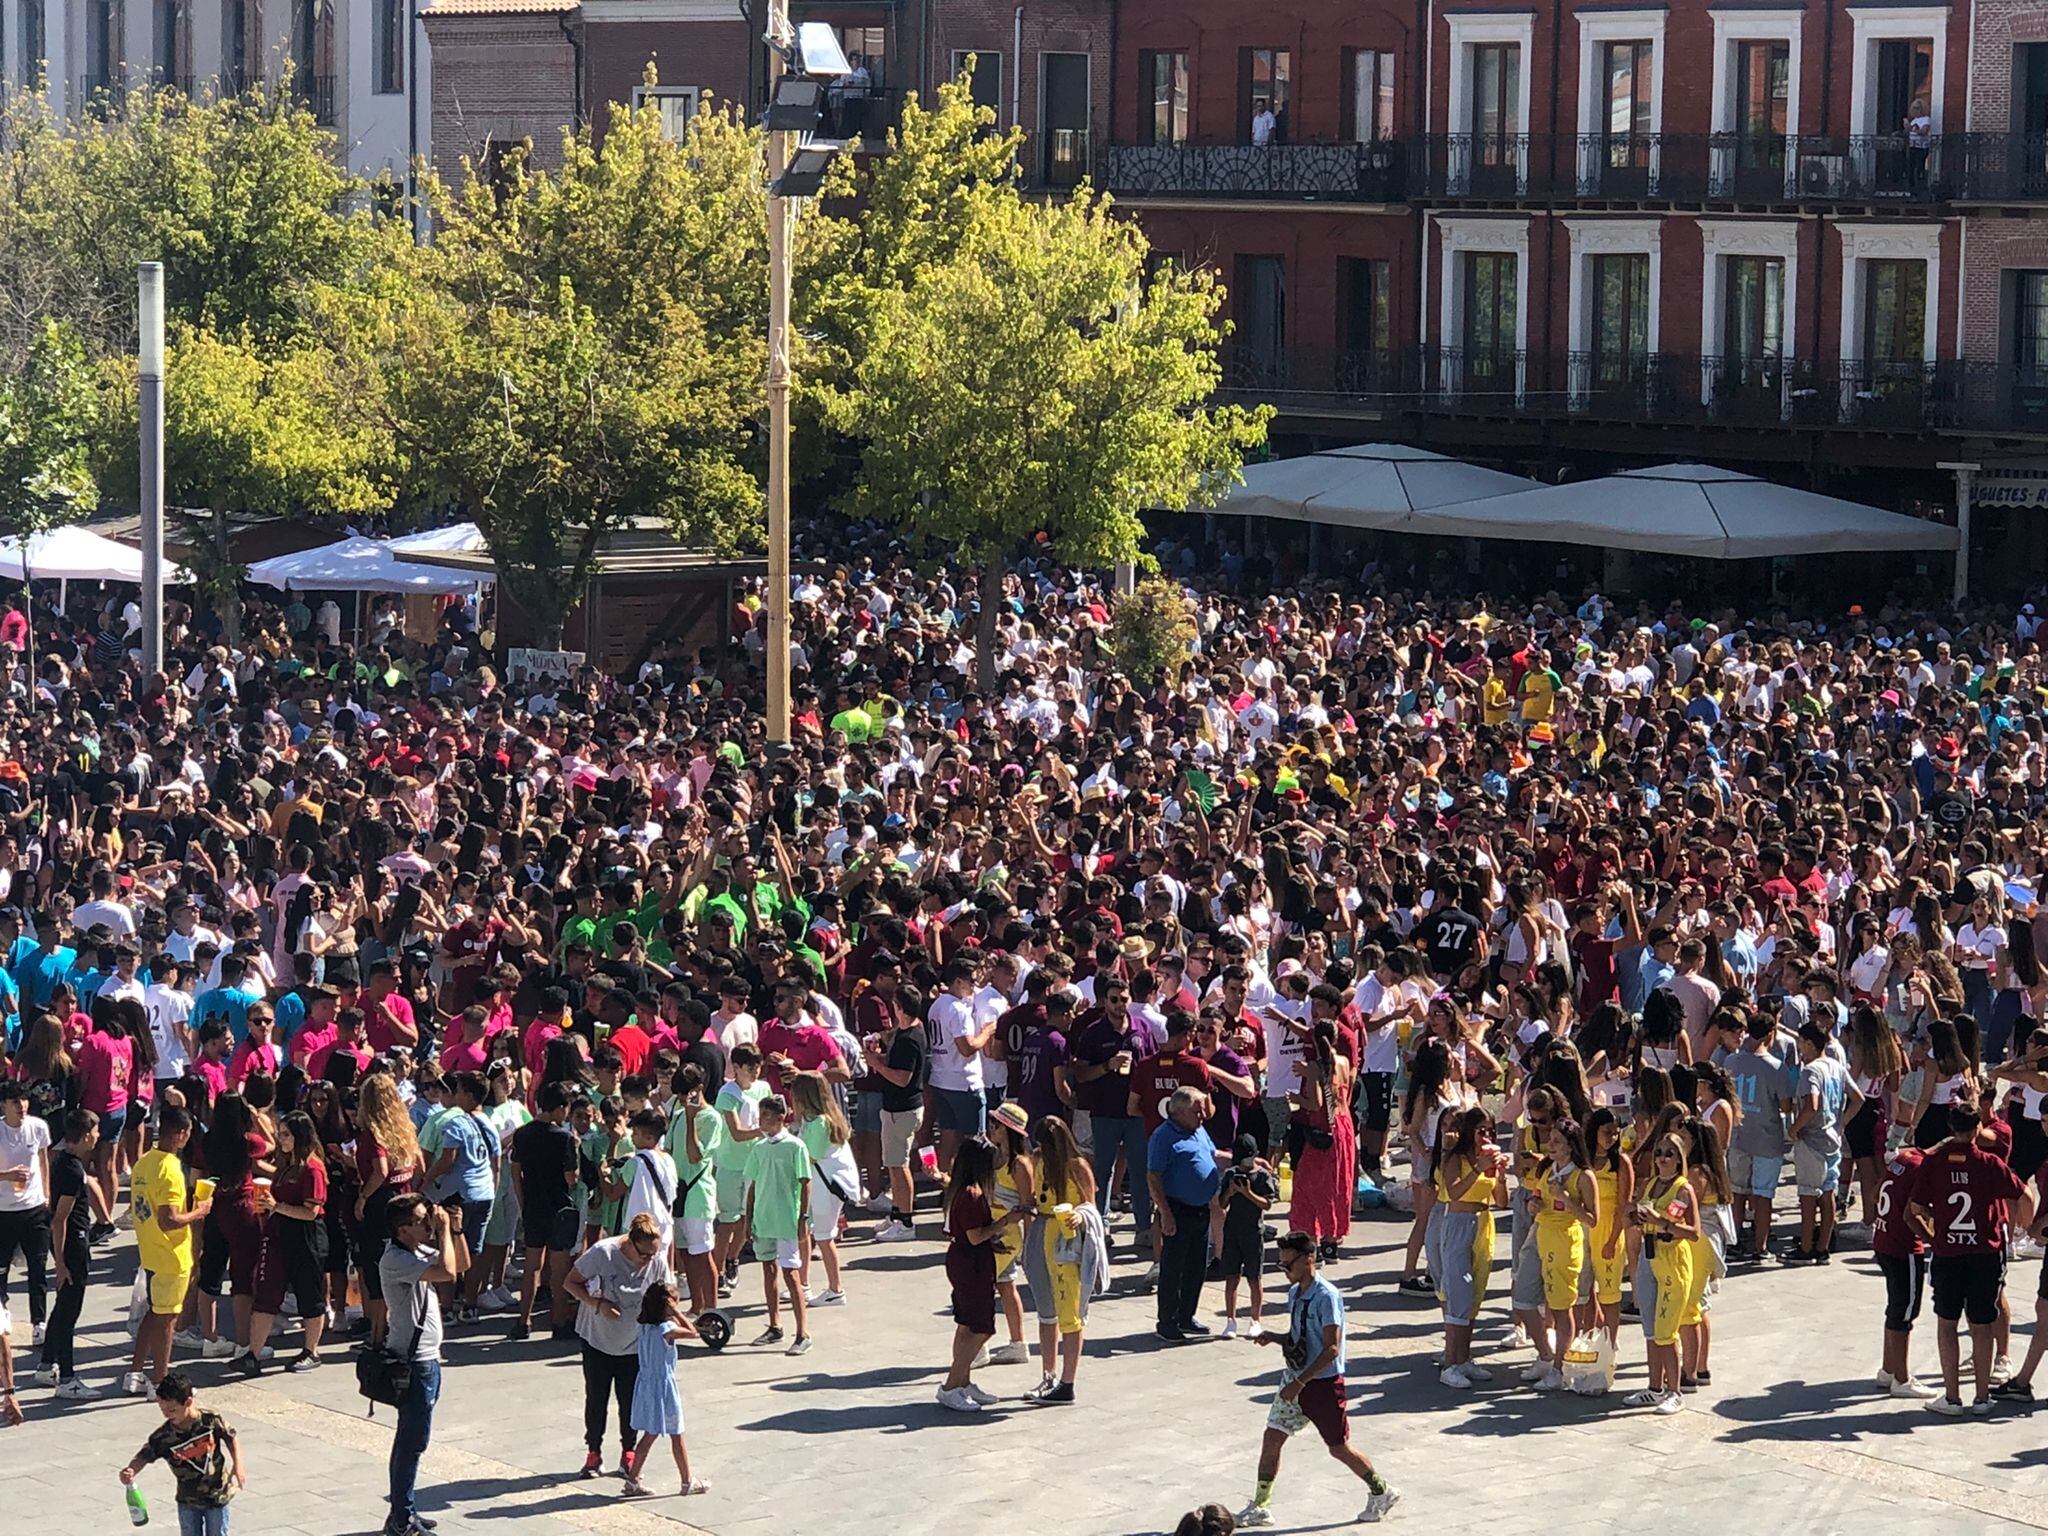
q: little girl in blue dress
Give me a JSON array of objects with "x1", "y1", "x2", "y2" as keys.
[{"x1": 624, "y1": 1281, "x2": 709, "y2": 1497}]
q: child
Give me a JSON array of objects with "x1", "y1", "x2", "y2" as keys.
[
  {"x1": 790, "y1": 1070, "x2": 858, "y2": 1306},
  {"x1": 622, "y1": 1281, "x2": 708, "y2": 1498},
  {"x1": 937, "y1": 1137, "x2": 1003, "y2": 1412},
  {"x1": 118, "y1": 1371, "x2": 246, "y2": 1529},
  {"x1": 665, "y1": 1064, "x2": 725, "y2": 1318},
  {"x1": 582, "y1": 1096, "x2": 629, "y2": 1247},
  {"x1": 1217, "y1": 1134, "x2": 1279, "y2": 1337},
  {"x1": 712, "y1": 1045, "x2": 770, "y2": 1287},
  {"x1": 609, "y1": 1107, "x2": 678, "y2": 1251},
  {"x1": 744, "y1": 1094, "x2": 813, "y2": 1354}
]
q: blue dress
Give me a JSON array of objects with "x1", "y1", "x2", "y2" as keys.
[{"x1": 631, "y1": 1322, "x2": 686, "y2": 1437}]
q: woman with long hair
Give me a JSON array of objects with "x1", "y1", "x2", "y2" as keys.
[
  {"x1": 74, "y1": 999, "x2": 135, "y2": 1226},
  {"x1": 1399, "y1": 1037, "x2": 1467, "y2": 1295},
  {"x1": 1624, "y1": 1132, "x2": 1698, "y2": 1414},
  {"x1": 1528, "y1": 1116, "x2": 1598, "y2": 1393},
  {"x1": 1023, "y1": 1115, "x2": 1098, "y2": 1404},
  {"x1": 1434, "y1": 1105, "x2": 1505, "y2": 1389},
  {"x1": 936, "y1": 1136, "x2": 1004, "y2": 1412},
  {"x1": 1288, "y1": 1021, "x2": 1356, "y2": 1262},
  {"x1": 1575, "y1": 1003, "x2": 1634, "y2": 1110},
  {"x1": 1535, "y1": 1041, "x2": 1594, "y2": 1126},
  {"x1": 984, "y1": 1101, "x2": 1038, "y2": 1366},
  {"x1": 203, "y1": 1092, "x2": 278, "y2": 1368},
  {"x1": 1584, "y1": 1106, "x2": 1633, "y2": 1341},
  {"x1": 1679, "y1": 1114, "x2": 1734, "y2": 1389},
  {"x1": 251, "y1": 1110, "x2": 329, "y2": 1373},
  {"x1": 352, "y1": 1070, "x2": 424, "y2": 1346},
  {"x1": 1845, "y1": 1004, "x2": 1906, "y2": 1226},
  {"x1": 1906, "y1": 1016, "x2": 1974, "y2": 1150},
  {"x1": 788, "y1": 1070, "x2": 858, "y2": 1305}
]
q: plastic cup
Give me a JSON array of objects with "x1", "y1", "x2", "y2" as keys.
[{"x1": 193, "y1": 1178, "x2": 216, "y2": 1204}]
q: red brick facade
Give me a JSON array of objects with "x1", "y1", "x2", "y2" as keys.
[
  {"x1": 926, "y1": 0, "x2": 1110, "y2": 184},
  {"x1": 422, "y1": 6, "x2": 581, "y2": 182}
]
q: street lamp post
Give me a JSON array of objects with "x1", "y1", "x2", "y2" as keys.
[
  {"x1": 138, "y1": 263, "x2": 166, "y2": 678},
  {"x1": 1940, "y1": 460, "x2": 1980, "y2": 605},
  {"x1": 760, "y1": 11, "x2": 850, "y2": 745}
]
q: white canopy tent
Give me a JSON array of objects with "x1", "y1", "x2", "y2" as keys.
[
  {"x1": 247, "y1": 535, "x2": 479, "y2": 595},
  {"x1": 1215, "y1": 443, "x2": 1543, "y2": 527},
  {"x1": 1406, "y1": 464, "x2": 1960, "y2": 558},
  {"x1": 384, "y1": 522, "x2": 488, "y2": 558},
  {"x1": 0, "y1": 525, "x2": 192, "y2": 585}
]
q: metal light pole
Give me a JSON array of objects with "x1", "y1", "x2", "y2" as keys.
[
  {"x1": 765, "y1": 0, "x2": 793, "y2": 745},
  {"x1": 139, "y1": 263, "x2": 166, "y2": 677}
]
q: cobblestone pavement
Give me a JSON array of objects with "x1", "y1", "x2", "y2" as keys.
[{"x1": 10, "y1": 1191, "x2": 2048, "y2": 1536}]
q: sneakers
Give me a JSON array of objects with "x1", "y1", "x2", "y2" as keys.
[
  {"x1": 231, "y1": 1350, "x2": 263, "y2": 1378},
  {"x1": 1621, "y1": 1388, "x2": 1664, "y2": 1408},
  {"x1": 202, "y1": 1338, "x2": 239, "y2": 1360},
  {"x1": 1653, "y1": 1393, "x2": 1683, "y2": 1416},
  {"x1": 961, "y1": 1382, "x2": 999, "y2": 1406},
  {"x1": 1519, "y1": 1361, "x2": 1551, "y2": 1383},
  {"x1": 1889, "y1": 1375, "x2": 1938, "y2": 1400},
  {"x1": 1396, "y1": 1276, "x2": 1434, "y2": 1296},
  {"x1": 508, "y1": 1321, "x2": 531, "y2": 1341},
  {"x1": 1235, "y1": 1504, "x2": 1275, "y2": 1529},
  {"x1": 1993, "y1": 1355, "x2": 2015, "y2": 1385},
  {"x1": 862, "y1": 1194, "x2": 894, "y2": 1215},
  {"x1": 2014, "y1": 1235, "x2": 2046, "y2": 1261},
  {"x1": 1531, "y1": 1367, "x2": 1564, "y2": 1393},
  {"x1": 985, "y1": 1340, "x2": 1031, "y2": 1366},
  {"x1": 458, "y1": 1305, "x2": 480, "y2": 1324},
  {"x1": 286, "y1": 1352, "x2": 323, "y2": 1374},
  {"x1": 121, "y1": 1370, "x2": 151, "y2": 1397},
  {"x1": 1463, "y1": 1364, "x2": 1494, "y2": 1382},
  {"x1": 1358, "y1": 1488, "x2": 1401, "y2": 1522},
  {"x1": 873, "y1": 1220, "x2": 917, "y2": 1243},
  {"x1": 579, "y1": 1451, "x2": 604, "y2": 1480},
  {"x1": 55, "y1": 1376, "x2": 102, "y2": 1401},
  {"x1": 1182, "y1": 1319, "x2": 1213, "y2": 1338},
  {"x1": 935, "y1": 1385, "x2": 983, "y2": 1413},
  {"x1": 1222, "y1": 1320, "x2": 1240, "y2": 1340},
  {"x1": 809, "y1": 1289, "x2": 847, "y2": 1307},
  {"x1": 753, "y1": 1325, "x2": 786, "y2": 1347},
  {"x1": 32, "y1": 1363, "x2": 58, "y2": 1387},
  {"x1": 174, "y1": 1328, "x2": 206, "y2": 1351},
  {"x1": 1873, "y1": 1368, "x2": 1898, "y2": 1391},
  {"x1": 1510, "y1": 1323, "x2": 1529, "y2": 1351},
  {"x1": 786, "y1": 1335, "x2": 813, "y2": 1357},
  {"x1": 1439, "y1": 1364, "x2": 1475, "y2": 1389},
  {"x1": 1927, "y1": 1396, "x2": 1968, "y2": 1417},
  {"x1": 1991, "y1": 1378, "x2": 2035, "y2": 1402},
  {"x1": 480, "y1": 1286, "x2": 517, "y2": 1312},
  {"x1": 1029, "y1": 1380, "x2": 1075, "y2": 1405},
  {"x1": 31, "y1": 1322, "x2": 45, "y2": 1345}
]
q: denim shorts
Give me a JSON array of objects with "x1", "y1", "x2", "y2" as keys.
[{"x1": 932, "y1": 1087, "x2": 987, "y2": 1136}]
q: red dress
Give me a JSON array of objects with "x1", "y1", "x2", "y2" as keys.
[{"x1": 1289, "y1": 1069, "x2": 1357, "y2": 1242}]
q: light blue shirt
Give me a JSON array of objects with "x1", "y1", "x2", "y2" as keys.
[{"x1": 1283, "y1": 1274, "x2": 1345, "y2": 1382}]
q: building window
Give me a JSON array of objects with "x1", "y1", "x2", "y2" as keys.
[
  {"x1": 1462, "y1": 251, "x2": 1518, "y2": 392},
  {"x1": 2017, "y1": 272, "x2": 2048, "y2": 375},
  {"x1": 155, "y1": 0, "x2": 189, "y2": 88},
  {"x1": 1140, "y1": 50, "x2": 1187, "y2": 147},
  {"x1": 1470, "y1": 42, "x2": 1521, "y2": 180},
  {"x1": 375, "y1": 0, "x2": 404, "y2": 95},
  {"x1": 951, "y1": 50, "x2": 1002, "y2": 125},
  {"x1": 1862, "y1": 259, "x2": 1926, "y2": 365},
  {"x1": 221, "y1": 0, "x2": 250, "y2": 95},
  {"x1": 2020, "y1": 44, "x2": 2048, "y2": 138},
  {"x1": 84, "y1": 1, "x2": 119, "y2": 100},
  {"x1": 20, "y1": 2, "x2": 45, "y2": 83},
  {"x1": 1601, "y1": 42, "x2": 1652, "y2": 159},
  {"x1": 1587, "y1": 252, "x2": 1649, "y2": 389},
  {"x1": 633, "y1": 85, "x2": 701, "y2": 141},
  {"x1": 1040, "y1": 52, "x2": 1090, "y2": 186},
  {"x1": 1342, "y1": 49, "x2": 1394, "y2": 143},
  {"x1": 1732, "y1": 40, "x2": 1788, "y2": 178},
  {"x1": 292, "y1": 0, "x2": 335, "y2": 123},
  {"x1": 1242, "y1": 48, "x2": 1289, "y2": 145},
  {"x1": 1338, "y1": 257, "x2": 1391, "y2": 355},
  {"x1": 837, "y1": 26, "x2": 886, "y2": 89},
  {"x1": 1235, "y1": 255, "x2": 1287, "y2": 371},
  {"x1": 1723, "y1": 255, "x2": 1783, "y2": 360}
]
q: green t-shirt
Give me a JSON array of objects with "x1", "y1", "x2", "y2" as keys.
[
  {"x1": 712, "y1": 1080, "x2": 772, "y2": 1175},
  {"x1": 748, "y1": 1131, "x2": 811, "y2": 1242},
  {"x1": 829, "y1": 707, "x2": 875, "y2": 743},
  {"x1": 798, "y1": 1118, "x2": 836, "y2": 1163},
  {"x1": 582, "y1": 1128, "x2": 630, "y2": 1233},
  {"x1": 558, "y1": 914, "x2": 600, "y2": 957},
  {"x1": 666, "y1": 1106, "x2": 725, "y2": 1222},
  {"x1": 416, "y1": 1103, "x2": 455, "y2": 1160}
]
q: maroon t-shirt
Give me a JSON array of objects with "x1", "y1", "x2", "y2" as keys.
[
  {"x1": 1128, "y1": 1049, "x2": 1214, "y2": 1133},
  {"x1": 1871, "y1": 1145, "x2": 1926, "y2": 1258},
  {"x1": 1910, "y1": 1140, "x2": 2024, "y2": 1255}
]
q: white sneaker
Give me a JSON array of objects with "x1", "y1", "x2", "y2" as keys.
[
  {"x1": 862, "y1": 1194, "x2": 894, "y2": 1215},
  {"x1": 1439, "y1": 1364, "x2": 1474, "y2": 1389},
  {"x1": 32, "y1": 1364, "x2": 58, "y2": 1387},
  {"x1": 874, "y1": 1220, "x2": 917, "y2": 1243},
  {"x1": 1621, "y1": 1388, "x2": 1663, "y2": 1408},
  {"x1": 962, "y1": 1382, "x2": 999, "y2": 1406},
  {"x1": 1463, "y1": 1363, "x2": 1494, "y2": 1382},
  {"x1": 121, "y1": 1371, "x2": 151, "y2": 1397},
  {"x1": 1245, "y1": 1320, "x2": 1264, "y2": 1339},
  {"x1": 1235, "y1": 1505, "x2": 1275, "y2": 1529},
  {"x1": 1222, "y1": 1320, "x2": 1239, "y2": 1339},
  {"x1": 1993, "y1": 1355, "x2": 2015, "y2": 1385},
  {"x1": 1510, "y1": 1323, "x2": 1529, "y2": 1350},
  {"x1": 481, "y1": 1286, "x2": 517, "y2": 1312},
  {"x1": 2014, "y1": 1235, "x2": 2046, "y2": 1260},
  {"x1": 1653, "y1": 1392, "x2": 1683, "y2": 1416},
  {"x1": 1533, "y1": 1367, "x2": 1564, "y2": 1393},
  {"x1": 809, "y1": 1289, "x2": 847, "y2": 1306},
  {"x1": 985, "y1": 1340, "x2": 1031, "y2": 1366},
  {"x1": 1890, "y1": 1376, "x2": 1939, "y2": 1400},
  {"x1": 31, "y1": 1322, "x2": 45, "y2": 1345},
  {"x1": 55, "y1": 1377, "x2": 102, "y2": 1401},
  {"x1": 1873, "y1": 1368, "x2": 1896, "y2": 1391},
  {"x1": 174, "y1": 1328, "x2": 206, "y2": 1350},
  {"x1": 970, "y1": 1347, "x2": 991, "y2": 1369},
  {"x1": 1927, "y1": 1396, "x2": 1968, "y2": 1417},
  {"x1": 935, "y1": 1385, "x2": 982, "y2": 1413},
  {"x1": 1519, "y1": 1361, "x2": 1551, "y2": 1383},
  {"x1": 1358, "y1": 1488, "x2": 1401, "y2": 1523},
  {"x1": 202, "y1": 1339, "x2": 238, "y2": 1359}
]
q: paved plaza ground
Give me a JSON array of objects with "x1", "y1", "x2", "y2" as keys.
[{"x1": 13, "y1": 1188, "x2": 2048, "y2": 1536}]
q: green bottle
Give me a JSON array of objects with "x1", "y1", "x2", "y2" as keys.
[{"x1": 126, "y1": 1482, "x2": 150, "y2": 1526}]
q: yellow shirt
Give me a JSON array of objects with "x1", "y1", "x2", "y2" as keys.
[
  {"x1": 1481, "y1": 678, "x2": 1513, "y2": 727},
  {"x1": 132, "y1": 1150, "x2": 193, "y2": 1277},
  {"x1": 1518, "y1": 668, "x2": 1560, "y2": 722}
]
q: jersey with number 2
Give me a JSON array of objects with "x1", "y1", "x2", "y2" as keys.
[{"x1": 1910, "y1": 1142, "x2": 2023, "y2": 1256}]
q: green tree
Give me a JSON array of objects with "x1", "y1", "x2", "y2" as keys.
[
  {"x1": 318, "y1": 93, "x2": 767, "y2": 646},
  {"x1": 1108, "y1": 576, "x2": 1198, "y2": 687},
  {"x1": 0, "y1": 79, "x2": 381, "y2": 369},
  {"x1": 0, "y1": 321, "x2": 101, "y2": 558},
  {"x1": 846, "y1": 165, "x2": 1268, "y2": 685}
]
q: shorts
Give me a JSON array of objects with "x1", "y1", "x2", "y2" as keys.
[
  {"x1": 1219, "y1": 1228, "x2": 1264, "y2": 1283},
  {"x1": 809, "y1": 1180, "x2": 845, "y2": 1243},
  {"x1": 1358, "y1": 1072, "x2": 1395, "y2": 1134},
  {"x1": 484, "y1": 1178, "x2": 521, "y2": 1249},
  {"x1": 97, "y1": 1105, "x2": 128, "y2": 1145},
  {"x1": 714, "y1": 1167, "x2": 751, "y2": 1221},
  {"x1": 1409, "y1": 1148, "x2": 1433, "y2": 1189},
  {"x1": 1845, "y1": 1100, "x2": 1884, "y2": 1162},
  {"x1": 1878, "y1": 1251, "x2": 1927, "y2": 1332},
  {"x1": 1793, "y1": 1143, "x2": 1841, "y2": 1198},
  {"x1": 932, "y1": 1088, "x2": 987, "y2": 1137},
  {"x1": 881, "y1": 1109, "x2": 922, "y2": 1168},
  {"x1": 763, "y1": 1237, "x2": 802, "y2": 1271},
  {"x1": 852, "y1": 1092, "x2": 884, "y2": 1136},
  {"x1": 146, "y1": 1265, "x2": 192, "y2": 1316},
  {"x1": 1930, "y1": 1252, "x2": 2002, "y2": 1326},
  {"x1": 197, "y1": 1210, "x2": 229, "y2": 1296},
  {"x1": 460, "y1": 1199, "x2": 494, "y2": 1254},
  {"x1": 1262, "y1": 1096, "x2": 1292, "y2": 1150},
  {"x1": 678, "y1": 1217, "x2": 716, "y2": 1257},
  {"x1": 1725, "y1": 1148, "x2": 1784, "y2": 1200},
  {"x1": 1266, "y1": 1374, "x2": 1349, "y2": 1447},
  {"x1": 523, "y1": 1201, "x2": 580, "y2": 1252},
  {"x1": 1535, "y1": 1221, "x2": 1585, "y2": 1311}
]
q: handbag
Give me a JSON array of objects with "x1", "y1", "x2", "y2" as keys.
[
  {"x1": 808, "y1": 1152, "x2": 860, "y2": 1208},
  {"x1": 355, "y1": 1277, "x2": 426, "y2": 1416}
]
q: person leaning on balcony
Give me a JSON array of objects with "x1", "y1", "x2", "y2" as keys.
[
  {"x1": 1252, "y1": 105, "x2": 1277, "y2": 148},
  {"x1": 1905, "y1": 97, "x2": 1932, "y2": 189}
]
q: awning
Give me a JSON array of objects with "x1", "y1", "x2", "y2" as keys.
[
  {"x1": 0, "y1": 525, "x2": 193, "y2": 584},
  {"x1": 384, "y1": 522, "x2": 488, "y2": 557},
  {"x1": 247, "y1": 536, "x2": 480, "y2": 595},
  {"x1": 1214, "y1": 443, "x2": 1543, "y2": 528},
  {"x1": 1417, "y1": 464, "x2": 1959, "y2": 558}
]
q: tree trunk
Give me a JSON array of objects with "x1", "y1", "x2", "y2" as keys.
[{"x1": 976, "y1": 559, "x2": 1002, "y2": 693}]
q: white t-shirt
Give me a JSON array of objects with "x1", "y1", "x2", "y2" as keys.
[
  {"x1": 72, "y1": 899, "x2": 137, "y2": 938},
  {"x1": 1261, "y1": 999, "x2": 1309, "y2": 1098},
  {"x1": 926, "y1": 992, "x2": 985, "y2": 1094},
  {"x1": 970, "y1": 985, "x2": 1011, "y2": 1090},
  {"x1": 145, "y1": 983, "x2": 195, "y2": 1079},
  {"x1": 1956, "y1": 923, "x2": 2005, "y2": 972},
  {"x1": 717, "y1": 1012, "x2": 760, "y2": 1055},
  {"x1": 0, "y1": 1115, "x2": 51, "y2": 1210}
]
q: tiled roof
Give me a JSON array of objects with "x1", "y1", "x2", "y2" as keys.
[{"x1": 421, "y1": 0, "x2": 577, "y2": 16}]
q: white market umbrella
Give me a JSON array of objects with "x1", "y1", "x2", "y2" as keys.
[
  {"x1": 0, "y1": 525, "x2": 192, "y2": 584},
  {"x1": 1216, "y1": 443, "x2": 1542, "y2": 529},
  {"x1": 247, "y1": 535, "x2": 480, "y2": 594},
  {"x1": 384, "y1": 522, "x2": 488, "y2": 557}
]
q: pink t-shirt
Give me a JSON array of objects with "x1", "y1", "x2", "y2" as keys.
[
  {"x1": 75, "y1": 1032, "x2": 134, "y2": 1114},
  {"x1": 364, "y1": 992, "x2": 418, "y2": 1054},
  {"x1": 306, "y1": 1040, "x2": 373, "y2": 1081},
  {"x1": 194, "y1": 1058, "x2": 229, "y2": 1100},
  {"x1": 758, "y1": 1019, "x2": 840, "y2": 1094},
  {"x1": 522, "y1": 1019, "x2": 563, "y2": 1077},
  {"x1": 227, "y1": 1039, "x2": 280, "y2": 1088},
  {"x1": 438, "y1": 1033, "x2": 489, "y2": 1075}
]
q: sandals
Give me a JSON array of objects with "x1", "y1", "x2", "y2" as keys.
[{"x1": 684, "y1": 1479, "x2": 711, "y2": 1496}]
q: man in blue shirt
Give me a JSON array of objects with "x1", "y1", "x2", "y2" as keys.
[
  {"x1": 1238, "y1": 1232, "x2": 1398, "y2": 1528},
  {"x1": 192, "y1": 954, "x2": 261, "y2": 1043},
  {"x1": 1146, "y1": 1086, "x2": 1221, "y2": 1341},
  {"x1": 12, "y1": 913, "x2": 75, "y2": 1012}
]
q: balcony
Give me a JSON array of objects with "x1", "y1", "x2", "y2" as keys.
[
  {"x1": 293, "y1": 72, "x2": 336, "y2": 124},
  {"x1": 1038, "y1": 127, "x2": 1092, "y2": 189},
  {"x1": 822, "y1": 87, "x2": 903, "y2": 147},
  {"x1": 1103, "y1": 140, "x2": 1408, "y2": 202},
  {"x1": 1951, "y1": 133, "x2": 2048, "y2": 200},
  {"x1": 1413, "y1": 131, "x2": 1952, "y2": 204}
]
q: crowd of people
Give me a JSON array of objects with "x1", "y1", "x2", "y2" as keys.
[{"x1": 1, "y1": 522, "x2": 2047, "y2": 1532}]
